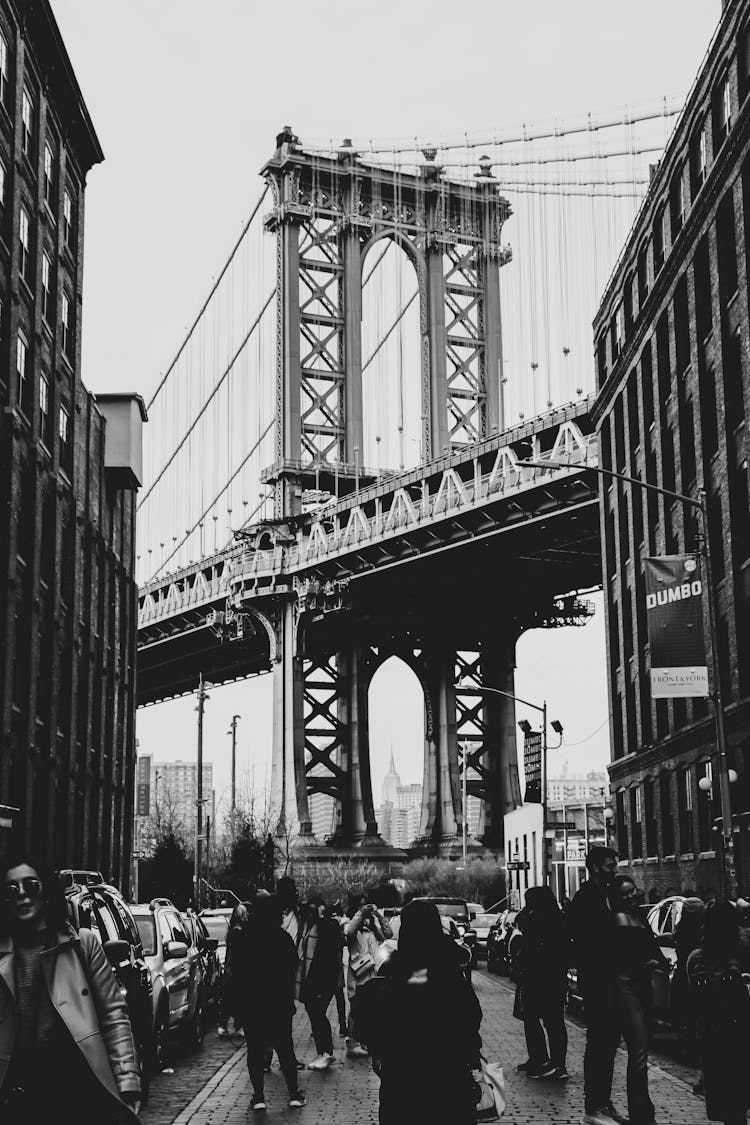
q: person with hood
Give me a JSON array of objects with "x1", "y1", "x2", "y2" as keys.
[
  {"x1": 231, "y1": 894, "x2": 306, "y2": 1111},
  {"x1": 688, "y1": 902, "x2": 750, "y2": 1125},
  {"x1": 344, "y1": 895, "x2": 392, "y2": 1058},
  {"x1": 298, "y1": 897, "x2": 344, "y2": 1070},
  {"x1": 354, "y1": 898, "x2": 482, "y2": 1125},
  {"x1": 0, "y1": 854, "x2": 141, "y2": 1124},
  {"x1": 513, "y1": 886, "x2": 570, "y2": 1080}
]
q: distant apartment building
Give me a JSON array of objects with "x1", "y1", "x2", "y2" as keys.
[
  {"x1": 376, "y1": 755, "x2": 423, "y2": 849},
  {"x1": 136, "y1": 759, "x2": 215, "y2": 851},
  {"x1": 546, "y1": 770, "x2": 608, "y2": 804}
]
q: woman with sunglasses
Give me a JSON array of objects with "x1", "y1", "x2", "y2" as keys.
[{"x1": 0, "y1": 854, "x2": 141, "y2": 1123}]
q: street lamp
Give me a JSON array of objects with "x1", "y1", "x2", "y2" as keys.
[
  {"x1": 466, "y1": 683, "x2": 562, "y2": 884},
  {"x1": 518, "y1": 453, "x2": 737, "y2": 897}
]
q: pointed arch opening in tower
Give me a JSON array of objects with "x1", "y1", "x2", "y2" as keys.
[
  {"x1": 368, "y1": 654, "x2": 425, "y2": 849},
  {"x1": 361, "y1": 239, "x2": 423, "y2": 472}
]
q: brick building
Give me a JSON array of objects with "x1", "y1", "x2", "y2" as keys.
[
  {"x1": 0, "y1": 0, "x2": 145, "y2": 885},
  {"x1": 592, "y1": 0, "x2": 750, "y2": 898}
]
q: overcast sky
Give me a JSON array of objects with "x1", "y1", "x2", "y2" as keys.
[{"x1": 51, "y1": 1, "x2": 720, "y2": 822}]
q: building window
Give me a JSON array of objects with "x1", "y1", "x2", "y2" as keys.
[
  {"x1": 713, "y1": 75, "x2": 732, "y2": 152},
  {"x1": 39, "y1": 371, "x2": 49, "y2": 439},
  {"x1": 41, "y1": 251, "x2": 52, "y2": 321},
  {"x1": 637, "y1": 242, "x2": 650, "y2": 304},
  {"x1": 644, "y1": 779, "x2": 657, "y2": 857},
  {"x1": 653, "y1": 208, "x2": 665, "y2": 273},
  {"x1": 0, "y1": 156, "x2": 5, "y2": 210},
  {"x1": 659, "y1": 771, "x2": 674, "y2": 855},
  {"x1": 678, "y1": 767, "x2": 693, "y2": 855},
  {"x1": 616, "y1": 789, "x2": 628, "y2": 857},
  {"x1": 612, "y1": 302, "x2": 625, "y2": 358},
  {"x1": 691, "y1": 124, "x2": 708, "y2": 196},
  {"x1": 19, "y1": 205, "x2": 30, "y2": 283},
  {"x1": 741, "y1": 22, "x2": 750, "y2": 101},
  {"x1": 61, "y1": 290, "x2": 73, "y2": 359},
  {"x1": 21, "y1": 87, "x2": 34, "y2": 161},
  {"x1": 58, "y1": 403, "x2": 69, "y2": 467},
  {"x1": 43, "y1": 143, "x2": 56, "y2": 209},
  {"x1": 670, "y1": 167, "x2": 686, "y2": 239},
  {"x1": 0, "y1": 31, "x2": 8, "y2": 108},
  {"x1": 63, "y1": 188, "x2": 75, "y2": 248},
  {"x1": 716, "y1": 191, "x2": 738, "y2": 301},
  {"x1": 630, "y1": 785, "x2": 643, "y2": 859},
  {"x1": 16, "y1": 329, "x2": 28, "y2": 407}
]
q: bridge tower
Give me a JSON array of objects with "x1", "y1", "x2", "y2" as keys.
[{"x1": 259, "y1": 127, "x2": 519, "y2": 857}]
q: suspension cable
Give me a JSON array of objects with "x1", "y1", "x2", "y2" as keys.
[
  {"x1": 150, "y1": 418, "x2": 275, "y2": 580},
  {"x1": 146, "y1": 184, "x2": 269, "y2": 410},
  {"x1": 138, "y1": 288, "x2": 275, "y2": 510}
]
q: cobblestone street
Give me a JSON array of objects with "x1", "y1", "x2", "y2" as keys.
[{"x1": 141, "y1": 970, "x2": 709, "y2": 1125}]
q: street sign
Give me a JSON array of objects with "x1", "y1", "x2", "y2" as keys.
[
  {"x1": 507, "y1": 860, "x2": 531, "y2": 871},
  {"x1": 546, "y1": 821, "x2": 577, "y2": 830},
  {"x1": 566, "y1": 846, "x2": 587, "y2": 863}
]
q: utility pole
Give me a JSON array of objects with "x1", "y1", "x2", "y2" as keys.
[
  {"x1": 228, "y1": 714, "x2": 241, "y2": 820},
  {"x1": 194, "y1": 674, "x2": 210, "y2": 908},
  {"x1": 461, "y1": 741, "x2": 468, "y2": 867}
]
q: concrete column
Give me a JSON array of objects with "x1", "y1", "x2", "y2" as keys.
[
  {"x1": 277, "y1": 211, "x2": 303, "y2": 517},
  {"x1": 271, "y1": 601, "x2": 308, "y2": 834},
  {"x1": 434, "y1": 648, "x2": 461, "y2": 842},
  {"x1": 482, "y1": 639, "x2": 522, "y2": 851}
]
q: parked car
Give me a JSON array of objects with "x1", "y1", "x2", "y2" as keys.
[
  {"x1": 487, "y1": 908, "x2": 518, "y2": 975},
  {"x1": 198, "y1": 907, "x2": 232, "y2": 971},
  {"x1": 132, "y1": 899, "x2": 206, "y2": 1066},
  {"x1": 64, "y1": 881, "x2": 153, "y2": 1088},
  {"x1": 467, "y1": 901, "x2": 484, "y2": 920},
  {"x1": 182, "y1": 909, "x2": 222, "y2": 1015},
  {"x1": 470, "y1": 912, "x2": 501, "y2": 961}
]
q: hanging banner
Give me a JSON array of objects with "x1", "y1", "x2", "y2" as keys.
[
  {"x1": 136, "y1": 755, "x2": 152, "y2": 817},
  {"x1": 523, "y1": 731, "x2": 543, "y2": 803},
  {"x1": 644, "y1": 554, "x2": 709, "y2": 698}
]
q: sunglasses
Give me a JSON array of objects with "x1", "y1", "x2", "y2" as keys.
[{"x1": 4, "y1": 877, "x2": 43, "y2": 901}]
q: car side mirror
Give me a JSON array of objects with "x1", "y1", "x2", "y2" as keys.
[
  {"x1": 164, "y1": 940, "x2": 188, "y2": 959},
  {"x1": 103, "y1": 939, "x2": 131, "y2": 966},
  {"x1": 204, "y1": 937, "x2": 219, "y2": 951},
  {"x1": 469, "y1": 911, "x2": 477, "y2": 920}
]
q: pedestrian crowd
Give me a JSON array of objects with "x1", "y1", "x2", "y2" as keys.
[{"x1": 0, "y1": 848, "x2": 748, "y2": 1125}]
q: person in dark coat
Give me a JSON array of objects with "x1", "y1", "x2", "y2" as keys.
[
  {"x1": 513, "y1": 886, "x2": 570, "y2": 1080},
  {"x1": 611, "y1": 875, "x2": 669, "y2": 1125},
  {"x1": 298, "y1": 897, "x2": 344, "y2": 1070},
  {"x1": 0, "y1": 854, "x2": 141, "y2": 1125},
  {"x1": 567, "y1": 845, "x2": 625, "y2": 1125},
  {"x1": 673, "y1": 897, "x2": 706, "y2": 1061},
  {"x1": 231, "y1": 894, "x2": 306, "y2": 1111},
  {"x1": 688, "y1": 902, "x2": 750, "y2": 1125},
  {"x1": 354, "y1": 898, "x2": 482, "y2": 1125},
  {"x1": 217, "y1": 901, "x2": 249, "y2": 1037}
]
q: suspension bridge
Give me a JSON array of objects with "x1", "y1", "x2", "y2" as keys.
[{"x1": 136, "y1": 102, "x2": 681, "y2": 859}]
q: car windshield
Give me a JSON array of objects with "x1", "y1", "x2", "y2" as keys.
[
  {"x1": 135, "y1": 916, "x2": 156, "y2": 956},
  {"x1": 435, "y1": 903, "x2": 468, "y2": 919},
  {"x1": 474, "y1": 914, "x2": 499, "y2": 927},
  {"x1": 201, "y1": 915, "x2": 229, "y2": 943}
]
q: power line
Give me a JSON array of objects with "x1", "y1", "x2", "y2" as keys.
[
  {"x1": 146, "y1": 184, "x2": 269, "y2": 410},
  {"x1": 363, "y1": 291, "x2": 418, "y2": 372}
]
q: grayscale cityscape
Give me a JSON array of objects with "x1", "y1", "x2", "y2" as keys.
[{"x1": 0, "y1": 1, "x2": 749, "y2": 1123}]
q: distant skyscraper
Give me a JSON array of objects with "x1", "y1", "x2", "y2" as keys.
[
  {"x1": 381, "y1": 750, "x2": 401, "y2": 807},
  {"x1": 152, "y1": 760, "x2": 214, "y2": 843}
]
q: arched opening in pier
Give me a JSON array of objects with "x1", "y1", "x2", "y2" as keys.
[
  {"x1": 368, "y1": 654, "x2": 425, "y2": 848},
  {"x1": 361, "y1": 238, "x2": 423, "y2": 472}
]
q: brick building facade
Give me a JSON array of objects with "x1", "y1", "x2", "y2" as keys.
[
  {"x1": 592, "y1": 0, "x2": 750, "y2": 899},
  {"x1": 0, "y1": 0, "x2": 144, "y2": 886}
]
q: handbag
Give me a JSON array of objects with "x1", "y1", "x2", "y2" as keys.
[
  {"x1": 349, "y1": 951, "x2": 374, "y2": 979},
  {"x1": 475, "y1": 1056, "x2": 505, "y2": 1120}
]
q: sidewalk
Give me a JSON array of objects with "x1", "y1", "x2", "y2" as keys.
[{"x1": 144, "y1": 970, "x2": 710, "y2": 1125}]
